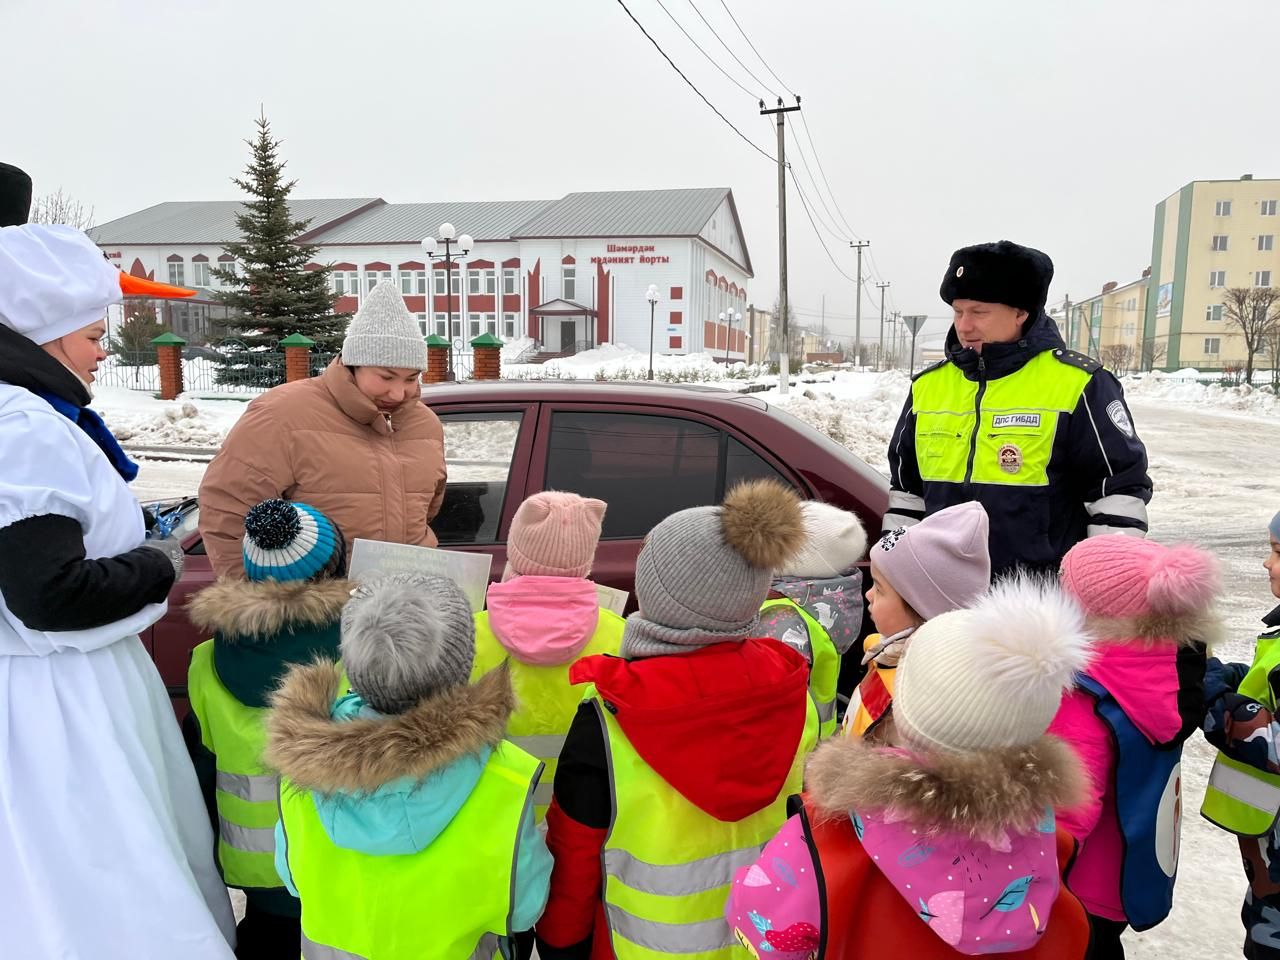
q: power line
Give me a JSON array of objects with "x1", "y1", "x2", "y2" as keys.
[
  {"x1": 614, "y1": 0, "x2": 775, "y2": 162},
  {"x1": 787, "y1": 167, "x2": 858, "y2": 285},
  {"x1": 786, "y1": 123, "x2": 850, "y2": 244},
  {"x1": 650, "y1": 0, "x2": 761, "y2": 99},
  {"x1": 716, "y1": 0, "x2": 795, "y2": 97},
  {"x1": 682, "y1": 0, "x2": 779, "y2": 98},
  {"x1": 797, "y1": 112, "x2": 861, "y2": 241}
]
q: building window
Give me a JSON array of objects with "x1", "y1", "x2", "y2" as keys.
[
  {"x1": 502, "y1": 269, "x2": 518, "y2": 295},
  {"x1": 467, "y1": 270, "x2": 481, "y2": 295},
  {"x1": 503, "y1": 312, "x2": 517, "y2": 338},
  {"x1": 1263, "y1": 200, "x2": 1277, "y2": 216},
  {"x1": 435, "y1": 271, "x2": 461, "y2": 296},
  {"x1": 1122, "y1": 322, "x2": 1137, "y2": 338},
  {"x1": 414, "y1": 313, "x2": 428, "y2": 336},
  {"x1": 219, "y1": 260, "x2": 237, "y2": 286},
  {"x1": 1204, "y1": 337, "x2": 1221, "y2": 356},
  {"x1": 400, "y1": 270, "x2": 427, "y2": 295},
  {"x1": 191, "y1": 262, "x2": 210, "y2": 286},
  {"x1": 1216, "y1": 200, "x2": 1232, "y2": 216},
  {"x1": 483, "y1": 270, "x2": 496, "y2": 295},
  {"x1": 1206, "y1": 304, "x2": 1223, "y2": 323},
  {"x1": 484, "y1": 313, "x2": 497, "y2": 335},
  {"x1": 1257, "y1": 270, "x2": 1272, "y2": 288},
  {"x1": 1211, "y1": 234, "x2": 1230, "y2": 251},
  {"x1": 563, "y1": 266, "x2": 576, "y2": 301},
  {"x1": 1261, "y1": 235, "x2": 1275, "y2": 252},
  {"x1": 468, "y1": 313, "x2": 482, "y2": 338},
  {"x1": 332, "y1": 270, "x2": 359, "y2": 297},
  {"x1": 434, "y1": 313, "x2": 448, "y2": 338},
  {"x1": 1210, "y1": 270, "x2": 1227, "y2": 288},
  {"x1": 168, "y1": 261, "x2": 185, "y2": 286}
]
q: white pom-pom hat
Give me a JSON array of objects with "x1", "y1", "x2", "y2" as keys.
[{"x1": 893, "y1": 574, "x2": 1094, "y2": 753}]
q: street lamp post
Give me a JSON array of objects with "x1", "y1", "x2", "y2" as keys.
[
  {"x1": 646, "y1": 285, "x2": 660, "y2": 380},
  {"x1": 719, "y1": 310, "x2": 743, "y2": 364},
  {"x1": 421, "y1": 223, "x2": 473, "y2": 380}
]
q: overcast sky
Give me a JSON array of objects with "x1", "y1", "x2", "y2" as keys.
[{"x1": 6, "y1": 0, "x2": 1279, "y2": 345}]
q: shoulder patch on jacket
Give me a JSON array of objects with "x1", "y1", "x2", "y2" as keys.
[
  {"x1": 911, "y1": 358, "x2": 949, "y2": 381},
  {"x1": 1049, "y1": 348, "x2": 1102, "y2": 374}
]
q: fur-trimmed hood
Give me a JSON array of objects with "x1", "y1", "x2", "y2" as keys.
[
  {"x1": 1084, "y1": 609, "x2": 1224, "y2": 650},
  {"x1": 806, "y1": 733, "x2": 1085, "y2": 839},
  {"x1": 266, "y1": 659, "x2": 514, "y2": 794},
  {"x1": 188, "y1": 578, "x2": 354, "y2": 640}
]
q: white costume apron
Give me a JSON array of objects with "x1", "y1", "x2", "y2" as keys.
[{"x1": 0, "y1": 385, "x2": 235, "y2": 958}]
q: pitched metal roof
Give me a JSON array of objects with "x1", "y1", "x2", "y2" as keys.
[
  {"x1": 313, "y1": 199, "x2": 555, "y2": 244},
  {"x1": 89, "y1": 199, "x2": 382, "y2": 245},
  {"x1": 511, "y1": 187, "x2": 728, "y2": 238}
]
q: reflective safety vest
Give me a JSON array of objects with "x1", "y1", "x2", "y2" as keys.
[
  {"x1": 1202, "y1": 629, "x2": 1280, "y2": 837},
  {"x1": 473, "y1": 608, "x2": 626, "y2": 818},
  {"x1": 187, "y1": 639, "x2": 284, "y2": 890},
  {"x1": 1073, "y1": 675, "x2": 1182, "y2": 932},
  {"x1": 759, "y1": 597, "x2": 840, "y2": 738},
  {"x1": 278, "y1": 742, "x2": 541, "y2": 960},
  {"x1": 592, "y1": 690, "x2": 818, "y2": 959},
  {"x1": 911, "y1": 351, "x2": 1091, "y2": 491}
]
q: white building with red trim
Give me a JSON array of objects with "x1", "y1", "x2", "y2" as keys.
[{"x1": 89, "y1": 187, "x2": 753, "y2": 360}]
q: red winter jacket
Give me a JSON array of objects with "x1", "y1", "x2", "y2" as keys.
[{"x1": 535, "y1": 638, "x2": 812, "y2": 960}]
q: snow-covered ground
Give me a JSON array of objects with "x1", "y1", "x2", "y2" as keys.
[
  {"x1": 120, "y1": 368, "x2": 1270, "y2": 957},
  {"x1": 1124, "y1": 371, "x2": 1280, "y2": 418},
  {"x1": 95, "y1": 386, "x2": 249, "y2": 447}
]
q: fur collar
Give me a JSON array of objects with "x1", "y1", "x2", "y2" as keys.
[
  {"x1": 806, "y1": 734, "x2": 1085, "y2": 839},
  {"x1": 187, "y1": 579, "x2": 354, "y2": 639},
  {"x1": 1085, "y1": 609, "x2": 1224, "y2": 649},
  {"x1": 265, "y1": 660, "x2": 514, "y2": 793}
]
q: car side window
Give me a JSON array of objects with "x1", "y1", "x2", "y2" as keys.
[
  {"x1": 545, "y1": 411, "x2": 796, "y2": 541},
  {"x1": 435, "y1": 412, "x2": 523, "y2": 545},
  {"x1": 724, "y1": 435, "x2": 792, "y2": 491}
]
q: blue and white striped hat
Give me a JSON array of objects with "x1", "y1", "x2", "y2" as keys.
[{"x1": 242, "y1": 499, "x2": 346, "y2": 583}]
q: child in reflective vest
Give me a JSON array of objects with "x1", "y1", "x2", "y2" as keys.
[
  {"x1": 1048, "y1": 536, "x2": 1220, "y2": 958},
  {"x1": 184, "y1": 499, "x2": 350, "y2": 960},
  {"x1": 472, "y1": 491, "x2": 623, "y2": 806},
  {"x1": 1202, "y1": 509, "x2": 1280, "y2": 960},
  {"x1": 843, "y1": 500, "x2": 991, "y2": 739},
  {"x1": 727, "y1": 575, "x2": 1094, "y2": 959},
  {"x1": 757, "y1": 501, "x2": 867, "y2": 738}
]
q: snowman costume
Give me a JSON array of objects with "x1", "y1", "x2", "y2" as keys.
[{"x1": 0, "y1": 224, "x2": 236, "y2": 958}]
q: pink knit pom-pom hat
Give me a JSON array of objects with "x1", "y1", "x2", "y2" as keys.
[{"x1": 1059, "y1": 535, "x2": 1221, "y2": 644}]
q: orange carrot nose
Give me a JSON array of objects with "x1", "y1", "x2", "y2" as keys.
[{"x1": 119, "y1": 271, "x2": 196, "y2": 299}]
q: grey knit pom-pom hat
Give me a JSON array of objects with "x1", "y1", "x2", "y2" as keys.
[{"x1": 340, "y1": 573, "x2": 475, "y2": 714}]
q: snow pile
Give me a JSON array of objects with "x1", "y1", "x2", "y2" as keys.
[
  {"x1": 94, "y1": 386, "x2": 249, "y2": 447},
  {"x1": 500, "y1": 337, "x2": 536, "y2": 362},
  {"x1": 504, "y1": 342, "x2": 729, "y2": 382},
  {"x1": 765, "y1": 370, "x2": 911, "y2": 476},
  {"x1": 1124, "y1": 371, "x2": 1280, "y2": 416}
]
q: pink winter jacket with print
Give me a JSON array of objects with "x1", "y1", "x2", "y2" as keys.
[
  {"x1": 1048, "y1": 639, "x2": 1204, "y2": 921},
  {"x1": 725, "y1": 735, "x2": 1089, "y2": 958}
]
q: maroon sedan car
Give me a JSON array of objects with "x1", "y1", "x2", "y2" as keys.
[{"x1": 148, "y1": 380, "x2": 887, "y2": 710}]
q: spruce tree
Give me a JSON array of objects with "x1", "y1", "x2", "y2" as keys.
[{"x1": 212, "y1": 112, "x2": 344, "y2": 386}]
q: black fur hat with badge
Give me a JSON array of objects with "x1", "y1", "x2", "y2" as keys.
[
  {"x1": 939, "y1": 240, "x2": 1054, "y2": 317},
  {"x1": 0, "y1": 163, "x2": 33, "y2": 228}
]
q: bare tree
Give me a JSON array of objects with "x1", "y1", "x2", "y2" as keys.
[
  {"x1": 1140, "y1": 337, "x2": 1168, "y2": 372},
  {"x1": 1222, "y1": 287, "x2": 1280, "y2": 385},
  {"x1": 29, "y1": 188, "x2": 95, "y2": 230},
  {"x1": 1100, "y1": 343, "x2": 1136, "y2": 376},
  {"x1": 1264, "y1": 317, "x2": 1280, "y2": 389}
]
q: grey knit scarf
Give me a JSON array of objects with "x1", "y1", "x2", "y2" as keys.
[{"x1": 619, "y1": 611, "x2": 758, "y2": 659}]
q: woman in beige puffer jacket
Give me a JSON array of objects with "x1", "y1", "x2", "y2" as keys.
[{"x1": 199, "y1": 282, "x2": 446, "y2": 579}]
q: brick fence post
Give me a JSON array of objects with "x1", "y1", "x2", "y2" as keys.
[
  {"x1": 280, "y1": 333, "x2": 316, "y2": 382},
  {"x1": 424, "y1": 335, "x2": 450, "y2": 384},
  {"x1": 470, "y1": 333, "x2": 503, "y2": 381},
  {"x1": 151, "y1": 332, "x2": 186, "y2": 400}
]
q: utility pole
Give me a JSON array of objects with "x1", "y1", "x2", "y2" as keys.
[
  {"x1": 761, "y1": 96, "x2": 802, "y2": 396},
  {"x1": 876, "y1": 281, "x2": 890, "y2": 371},
  {"x1": 891, "y1": 310, "x2": 901, "y2": 369},
  {"x1": 820, "y1": 295, "x2": 825, "y2": 339},
  {"x1": 1062, "y1": 295, "x2": 1072, "y2": 349},
  {"x1": 850, "y1": 241, "x2": 870, "y2": 368}
]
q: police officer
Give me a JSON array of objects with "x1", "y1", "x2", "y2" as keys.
[{"x1": 885, "y1": 240, "x2": 1152, "y2": 577}]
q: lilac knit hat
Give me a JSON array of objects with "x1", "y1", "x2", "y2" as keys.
[
  {"x1": 870, "y1": 502, "x2": 991, "y2": 619},
  {"x1": 503, "y1": 491, "x2": 606, "y2": 580}
]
